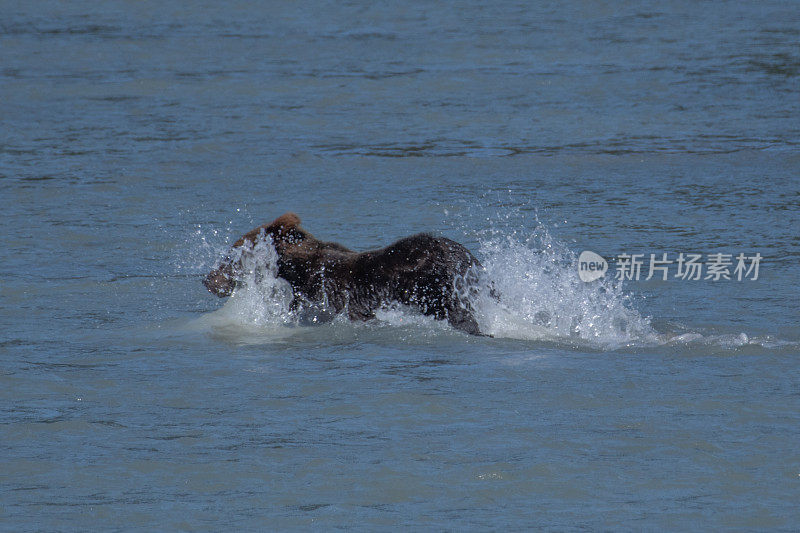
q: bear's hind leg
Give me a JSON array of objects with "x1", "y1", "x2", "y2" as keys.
[{"x1": 446, "y1": 306, "x2": 489, "y2": 337}]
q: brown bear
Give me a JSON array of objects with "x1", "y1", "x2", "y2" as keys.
[{"x1": 203, "y1": 213, "x2": 488, "y2": 335}]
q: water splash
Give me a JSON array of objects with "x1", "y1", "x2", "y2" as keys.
[
  {"x1": 194, "y1": 232, "x2": 296, "y2": 332},
  {"x1": 188, "y1": 215, "x2": 793, "y2": 351},
  {"x1": 471, "y1": 223, "x2": 659, "y2": 348}
]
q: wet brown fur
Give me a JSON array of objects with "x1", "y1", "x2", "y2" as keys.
[{"x1": 204, "y1": 212, "x2": 486, "y2": 335}]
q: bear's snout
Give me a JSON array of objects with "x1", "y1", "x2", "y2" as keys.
[{"x1": 203, "y1": 268, "x2": 236, "y2": 297}]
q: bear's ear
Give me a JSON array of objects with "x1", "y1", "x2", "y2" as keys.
[
  {"x1": 270, "y1": 212, "x2": 301, "y2": 232},
  {"x1": 267, "y1": 212, "x2": 308, "y2": 246},
  {"x1": 231, "y1": 213, "x2": 302, "y2": 249}
]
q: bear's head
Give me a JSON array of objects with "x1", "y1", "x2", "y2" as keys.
[{"x1": 203, "y1": 212, "x2": 314, "y2": 297}]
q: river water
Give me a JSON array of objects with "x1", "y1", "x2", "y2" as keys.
[{"x1": 2, "y1": 1, "x2": 799, "y2": 530}]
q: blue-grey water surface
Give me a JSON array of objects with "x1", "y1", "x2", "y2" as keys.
[{"x1": 2, "y1": 1, "x2": 799, "y2": 530}]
